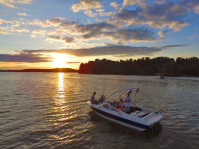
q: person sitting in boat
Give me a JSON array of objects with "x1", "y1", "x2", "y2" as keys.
[
  {"x1": 118, "y1": 99, "x2": 125, "y2": 111},
  {"x1": 123, "y1": 90, "x2": 132, "y2": 113},
  {"x1": 91, "y1": 92, "x2": 96, "y2": 104},
  {"x1": 119, "y1": 99, "x2": 125, "y2": 108},
  {"x1": 98, "y1": 95, "x2": 106, "y2": 105}
]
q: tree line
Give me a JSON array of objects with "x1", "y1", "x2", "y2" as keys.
[
  {"x1": 78, "y1": 57, "x2": 199, "y2": 76},
  {"x1": 0, "y1": 68, "x2": 77, "y2": 72}
]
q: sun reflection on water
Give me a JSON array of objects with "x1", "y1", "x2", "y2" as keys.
[
  {"x1": 58, "y1": 73, "x2": 65, "y2": 98},
  {"x1": 50, "y1": 73, "x2": 78, "y2": 142}
]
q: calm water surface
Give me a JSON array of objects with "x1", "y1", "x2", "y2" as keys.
[{"x1": 0, "y1": 72, "x2": 199, "y2": 149}]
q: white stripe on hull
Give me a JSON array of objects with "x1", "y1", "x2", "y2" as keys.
[{"x1": 94, "y1": 110, "x2": 148, "y2": 131}]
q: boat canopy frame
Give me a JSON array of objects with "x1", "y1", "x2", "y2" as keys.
[{"x1": 106, "y1": 87, "x2": 139, "y2": 102}]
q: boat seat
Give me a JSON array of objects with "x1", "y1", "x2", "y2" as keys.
[
  {"x1": 131, "y1": 111, "x2": 148, "y2": 118},
  {"x1": 130, "y1": 107, "x2": 142, "y2": 112}
]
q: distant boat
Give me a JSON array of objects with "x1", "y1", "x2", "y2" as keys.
[
  {"x1": 90, "y1": 87, "x2": 163, "y2": 131},
  {"x1": 160, "y1": 75, "x2": 164, "y2": 79},
  {"x1": 155, "y1": 73, "x2": 165, "y2": 79}
]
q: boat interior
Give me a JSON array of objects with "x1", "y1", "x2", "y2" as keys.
[{"x1": 102, "y1": 101, "x2": 153, "y2": 118}]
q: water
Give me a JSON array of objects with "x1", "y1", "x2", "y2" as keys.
[{"x1": 0, "y1": 72, "x2": 199, "y2": 149}]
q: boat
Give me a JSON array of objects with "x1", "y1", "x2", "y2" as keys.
[
  {"x1": 155, "y1": 73, "x2": 165, "y2": 79},
  {"x1": 90, "y1": 87, "x2": 163, "y2": 131}
]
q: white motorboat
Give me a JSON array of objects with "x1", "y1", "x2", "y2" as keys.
[{"x1": 90, "y1": 87, "x2": 163, "y2": 131}]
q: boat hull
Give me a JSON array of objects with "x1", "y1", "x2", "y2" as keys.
[{"x1": 91, "y1": 106, "x2": 151, "y2": 131}]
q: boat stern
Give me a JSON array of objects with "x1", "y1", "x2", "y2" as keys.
[{"x1": 143, "y1": 111, "x2": 163, "y2": 126}]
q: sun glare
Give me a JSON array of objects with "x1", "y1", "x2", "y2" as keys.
[{"x1": 53, "y1": 54, "x2": 70, "y2": 68}]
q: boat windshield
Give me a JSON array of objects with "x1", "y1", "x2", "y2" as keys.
[{"x1": 102, "y1": 103, "x2": 119, "y2": 112}]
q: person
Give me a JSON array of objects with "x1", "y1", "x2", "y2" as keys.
[
  {"x1": 98, "y1": 95, "x2": 106, "y2": 104},
  {"x1": 118, "y1": 99, "x2": 125, "y2": 111},
  {"x1": 91, "y1": 92, "x2": 96, "y2": 104},
  {"x1": 119, "y1": 99, "x2": 125, "y2": 109},
  {"x1": 123, "y1": 90, "x2": 132, "y2": 113}
]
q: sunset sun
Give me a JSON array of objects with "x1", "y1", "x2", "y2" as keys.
[{"x1": 53, "y1": 54, "x2": 70, "y2": 68}]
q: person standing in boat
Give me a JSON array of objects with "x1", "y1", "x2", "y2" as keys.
[
  {"x1": 91, "y1": 92, "x2": 96, "y2": 104},
  {"x1": 123, "y1": 90, "x2": 132, "y2": 113}
]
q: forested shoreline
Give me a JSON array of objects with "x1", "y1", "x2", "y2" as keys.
[
  {"x1": 78, "y1": 57, "x2": 199, "y2": 76},
  {"x1": 0, "y1": 68, "x2": 77, "y2": 72}
]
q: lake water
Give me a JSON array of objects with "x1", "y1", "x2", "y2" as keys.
[{"x1": 0, "y1": 72, "x2": 199, "y2": 149}]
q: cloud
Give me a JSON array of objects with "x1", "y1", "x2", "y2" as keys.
[
  {"x1": 0, "y1": 18, "x2": 20, "y2": 26},
  {"x1": 29, "y1": 18, "x2": 116, "y2": 42},
  {"x1": 96, "y1": 9, "x2": 105, "y2": 12},
  {"x1": 115, "y1": 9, "x2": 140, "y2": 20},
  {"x1": 0, "y1": 53, "x2": 51, "y2": 63},
  {"x1": 19, "y1": 45, "x2": 165, "y2": 57},
  {"x1": 66, "y1": 46, "x2": 162, "y2": 57},
  {"x1": 0, "y1": 0, "x2": 33, "y2": 8},
  {"x1": 31, "y1": 29, "x2": 46, "y2": 38},
  {"x1": 84, "y1": 10, "x2": 98, "y2": 17},
  {"x1": 29, "y1": 17, "x2": 159, "y2": 45},
  {"x1": 159, "y1": 44, "x2": 189, "y2": 49},
  {"x1": 110, "y1": 2, "x2": 120, "y2": 9},
  {"x1": 123, "y1": 0, "x2": 146, "y2": 6},
  {"x1": 29, "y1": 17, "x2": 65, "y2": 28},
  {"x1": 66, "y1": 62, "x2": 81, "y2": 64},
  {"x1": 26, "y1": 0, "x2": 199, "y2": 46},
  {"x1": 15, "y1": 28, "x2": 29, "y2": 33},
  {"x1": 99, "y1": 11, "x2": 117, "y2": 17},
  {"x1": 83, "y1": 27, "x2": 157, "y2": 43},
  {"x1": 181, "y1": 0, "x2": 199, "y2": 14},
  {"x1": 116, "y1": 1, "x2": 190, "y2": 31},
  {"x1": 20, "y1": 43, "x2": 188, "y2": 58},
  {"x1": 77, "y1": 22, "x2": 117, "y2": 37},
  {"x1": 71, "y1": 0, "x2": 103, "y2": 12},
  {"x1": 17, "y1": 13, "x2": 27, "y2": 16},
  {"x1": 158, "y1": 30, "x2": 169, "y2": 38},
  {"x1": 0, "y1": 19, "x2": 29, "y2": 34},
  {"x1": 0, "y1": 27, "x2": 11, "y2": 34},
  {"x1": 47, "y1": 36, "x2": 74, "y2": 43}
]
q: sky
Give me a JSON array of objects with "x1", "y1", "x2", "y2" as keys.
[{"x1": 0, "y1": 0, "x2": 199, "y2": 70}]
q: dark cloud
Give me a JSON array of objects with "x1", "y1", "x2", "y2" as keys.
[
  {"x1": 0, "y1": 53, "x2": 51, "y2": 63},
  {"x1": 78, "y1": 23, "x2": 157, "y2": 42},
  {"x1": 79, "y1": 22, "x2": 116, "y2": 39},
  {"x1": 0, "y1": 44, "x2": 188, "y2": 63},
  {"x1": 159, "y1": 44, "x2": 189, "y2": 49},
  {"x1": 20, "y1": 45, "x2": 162, "y2": 57},
  {"x1": 66, "y1": 62, "x2": 81, "y2": 64},
  {"x1": 48, "y1": 36, "x2": 74, "y2": 43},
  {"x1": 101, "y1": 28, "x2": 156, "y2": 42},
  {"x1": 30, "y1": 17, "x2": 159, "y2": 44},
  {"x1": 20, "y1": 43, "x2": 188, "y2": 58},
  {"x1": 116, "y1": 8, "x2": 141, "y2": 20},
  {"x1": 77, "y1": 22, "x2": 116, "y2": 34}
]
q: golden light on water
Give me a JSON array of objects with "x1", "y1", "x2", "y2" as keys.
[
  {"x1": 53, "y1": 54, "x2": 71, "y2": 68},
  {"x1": 58, "y1": 73, "x2": 65, "y2": 98},
  {"x1": 54, "y1": 72, "x2": 66, "y2": 106},
  {"x1": 58, "y1": 73, "x2": 64, "y2": 91}
]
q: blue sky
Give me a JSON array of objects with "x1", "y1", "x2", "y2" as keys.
[{"x1": 0, "y1": 0, "x2": 199, "y2": 69}]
